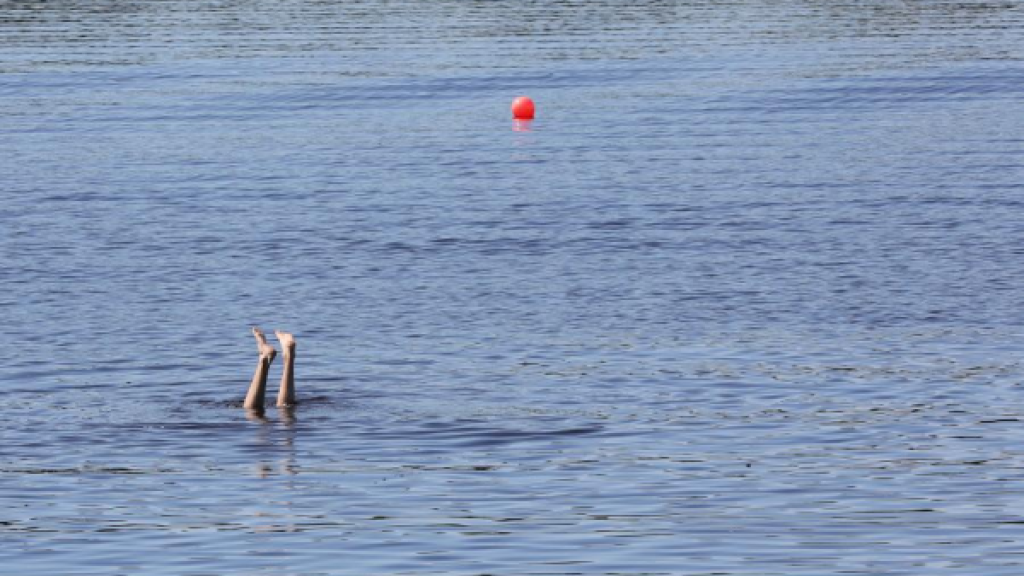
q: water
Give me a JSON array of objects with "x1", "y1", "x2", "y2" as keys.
[{"x1": 3, "y1": 0, "x2": 1024, "y2": 573}]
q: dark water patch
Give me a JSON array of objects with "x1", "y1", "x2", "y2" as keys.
[
  {"x1": 2, "y1": 464, "x2": 176, "y2": 476},
  {"x1": 734, "y1": 66, "x2": 1024, "y2": 115},
  {"x1": 195, "y1": 395, "x2": 335, "y2": 410},
  {"x1": 414, "y1": 423, "x2": 606, "y2": 448}
]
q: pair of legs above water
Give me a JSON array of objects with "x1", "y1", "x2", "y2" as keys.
[{"x1": 244, "y1": 327, "x2": 296, "y2": 410}]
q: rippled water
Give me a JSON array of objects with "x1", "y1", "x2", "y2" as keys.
[{"x1": 4, "y1": 1, "x2": 1024, "y2": 574}]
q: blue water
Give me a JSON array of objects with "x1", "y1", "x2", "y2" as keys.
[{"x1": 4, "y1": 1, "x2": 1024, "y2": 574}]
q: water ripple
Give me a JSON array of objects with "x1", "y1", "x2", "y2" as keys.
[{"x1": 4, "y1": 0, "x2": 1024, "y2": 574}]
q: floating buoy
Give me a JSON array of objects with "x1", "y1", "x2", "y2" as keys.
[{"x1": 511, "y1": 96, "x2": 535, "y2": 120}]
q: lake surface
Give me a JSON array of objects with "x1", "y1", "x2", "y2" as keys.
[{"x1": 4, "y1": 0, "x2": 1024, "y2": 573}]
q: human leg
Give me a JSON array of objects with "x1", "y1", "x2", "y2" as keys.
[
  {"x1": 244, "y1": 327, "x2": 277, "y2": 410},
  {"x1": 274, "y1": 330, "x2": 296, "y2": 407}
]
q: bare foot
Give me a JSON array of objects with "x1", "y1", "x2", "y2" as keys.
[
  {"x1": 274, "y1": 330, "x2": 296, "y2": 355},
  {"x1": 253, "y1": 327, "x2": 277, "y2": 361}
]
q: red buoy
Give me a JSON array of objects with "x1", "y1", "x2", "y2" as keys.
[{"x1": 511, "y1": 96, "x2": 535, "y2": 120}]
